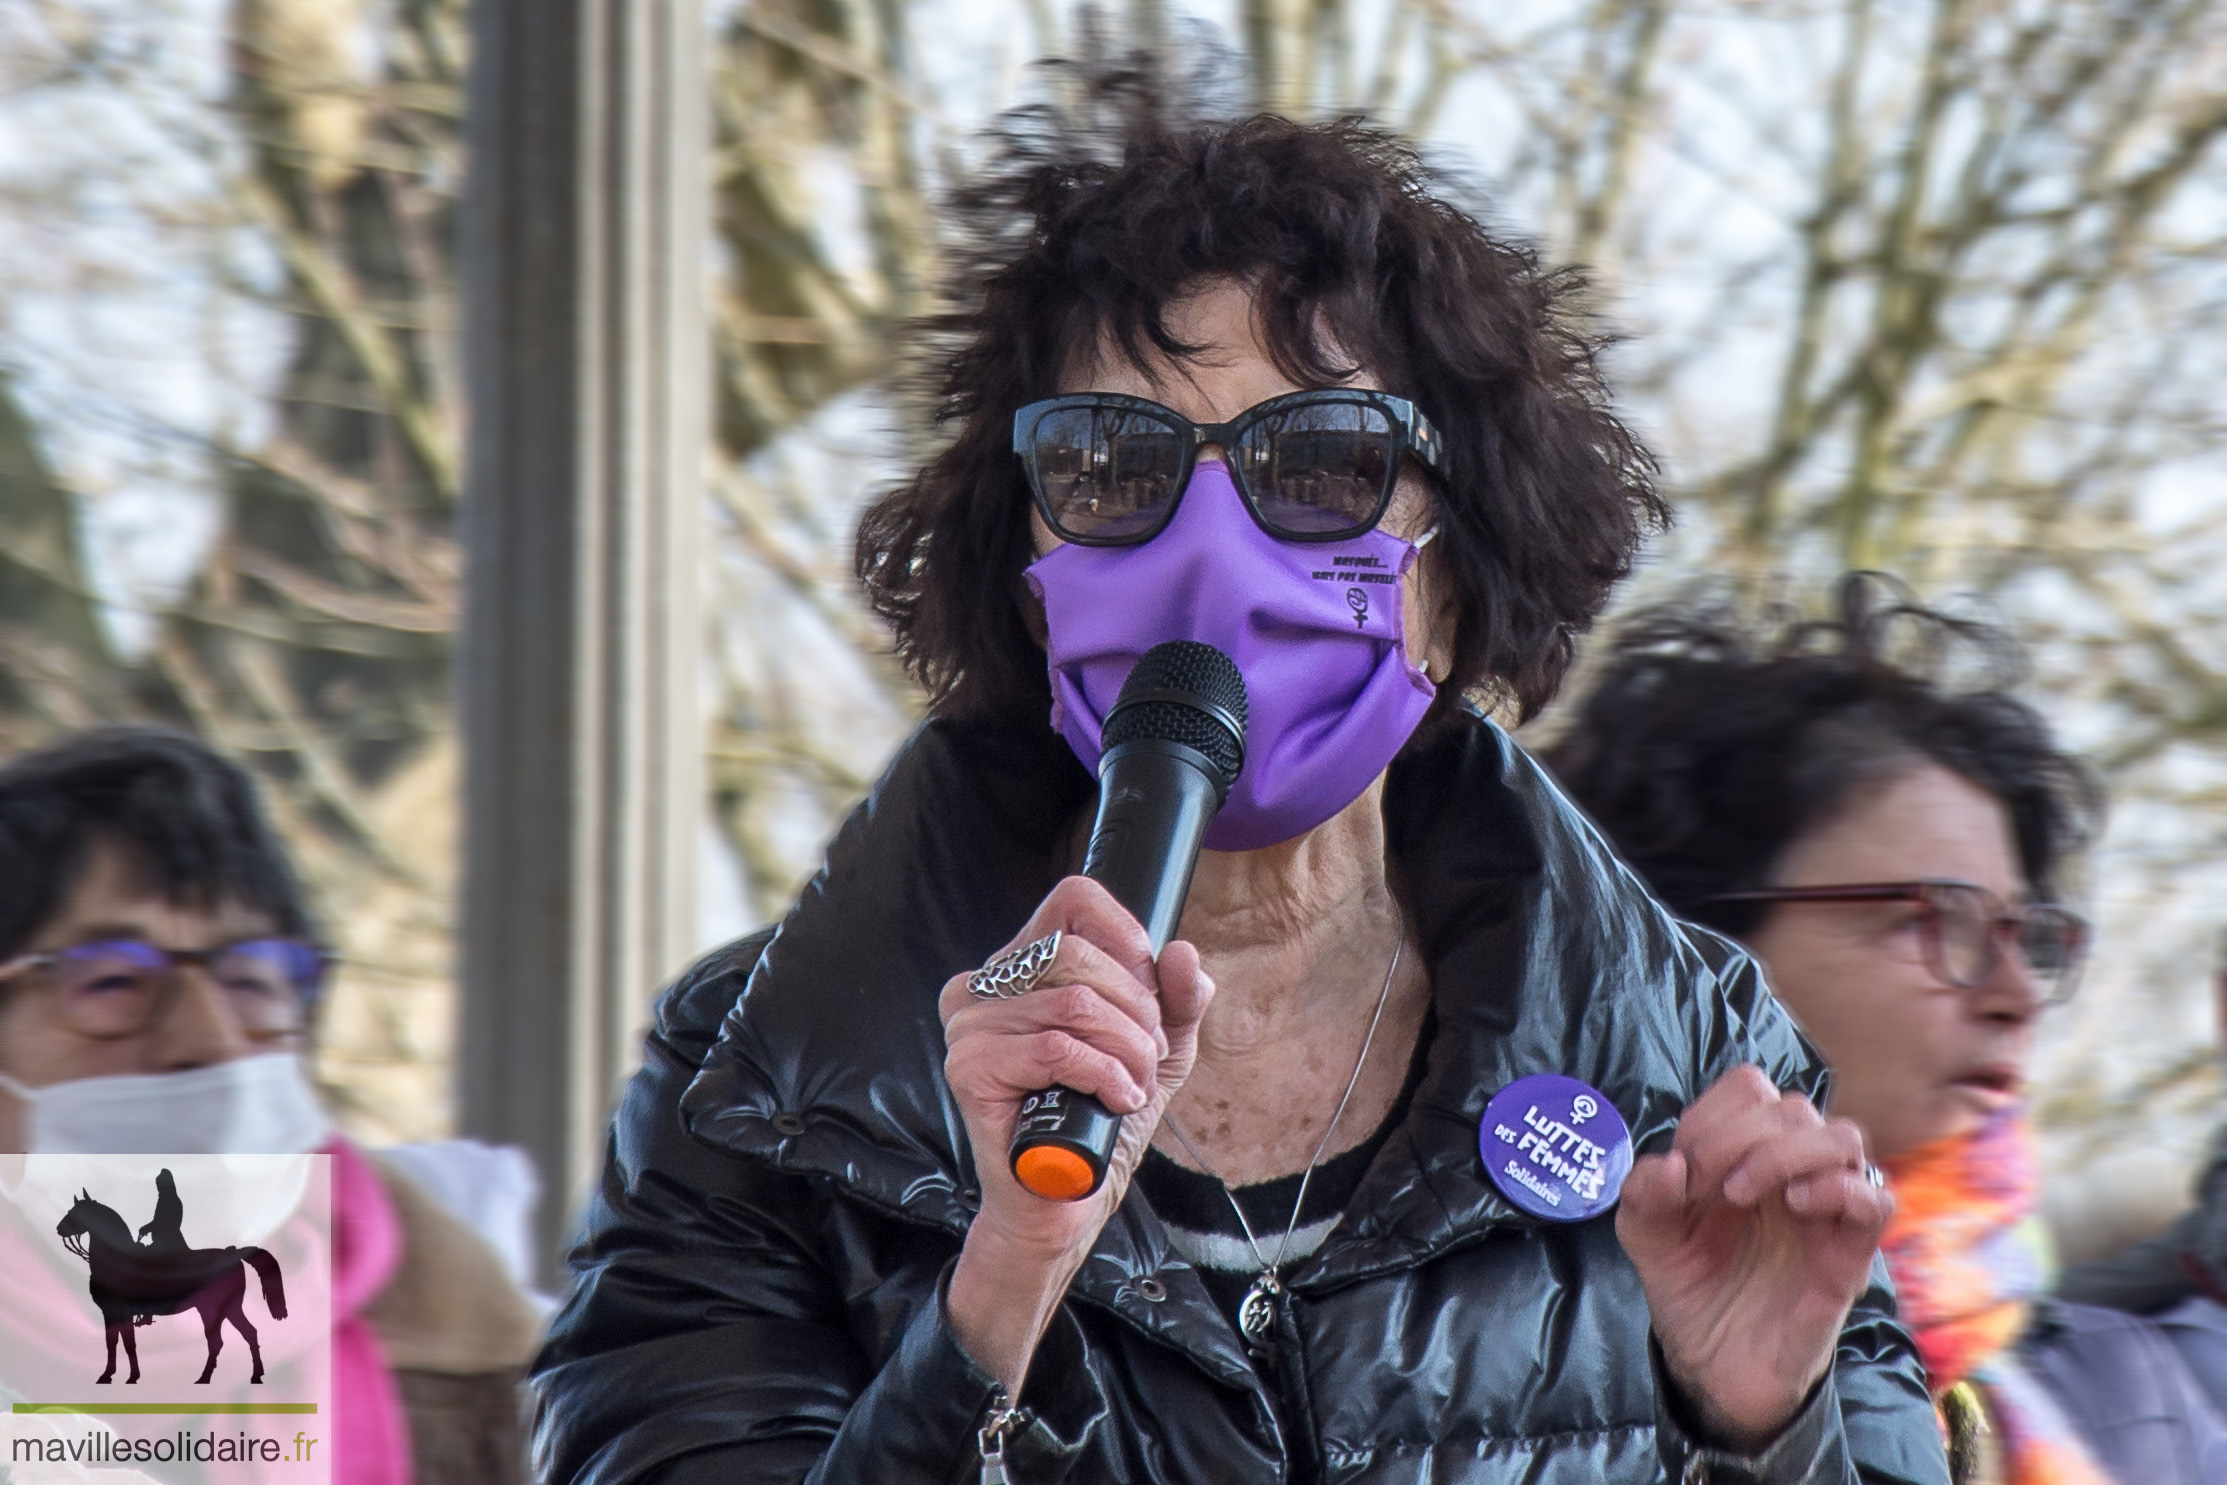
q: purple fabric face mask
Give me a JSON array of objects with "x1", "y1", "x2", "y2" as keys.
[{"x1": 1025, "y1": 460, "x2": 1437, "y2": 852}]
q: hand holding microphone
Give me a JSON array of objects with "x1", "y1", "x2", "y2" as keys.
[
  {"x1": 938, "y1": 643, "x2": 1242, "y2": 1391},
  {"x1": 1007, "y1": 641, "x2": 1246, "y2": 1199},
  {"x1": 939, "y1": 641, "x2": 1245, "y2": 1230},
  {"x1": 938, "y1": 873, "x2": 1211, "y2": 1393}
]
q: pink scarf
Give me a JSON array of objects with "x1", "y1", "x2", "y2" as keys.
[{"x1": 328, "y1": 1136, "x2": 412, "y2": 1485}]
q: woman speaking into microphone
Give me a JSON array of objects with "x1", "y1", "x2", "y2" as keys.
[{"x1": 532, "y1": 83, "x2": 1947, "y2": 1485}]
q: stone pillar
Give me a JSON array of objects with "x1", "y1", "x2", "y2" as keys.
[{"x1": 458, "y1": 0, "x2": 707, "y2": 1280}]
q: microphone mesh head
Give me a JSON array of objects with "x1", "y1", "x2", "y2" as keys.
[{"x1": 1102, "y1": 641, "x2": 1248, "y2": 789}]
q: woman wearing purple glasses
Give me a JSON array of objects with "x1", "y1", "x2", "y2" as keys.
[
  {"x1": 0, "y1": 727, "x2": 541, "y2": 1484},
  {"x1": 1546, "y1": 574, "x2": 2227, "y2": 1484},
  {"x1": 535, "y1": 83, "x2": 1945, "y2": 1485},
  {"x1": 0, "y1": 730, "x2": 336, "y2": 1162}
]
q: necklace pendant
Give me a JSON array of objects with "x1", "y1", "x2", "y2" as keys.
[{"x1": 1238, "y1": 1272, "x2": 1283, "y2": 1348}]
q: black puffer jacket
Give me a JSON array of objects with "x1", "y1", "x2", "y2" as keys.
[{"x1": 531, "y1": 712, "x2": 1949, "y2": 1484}]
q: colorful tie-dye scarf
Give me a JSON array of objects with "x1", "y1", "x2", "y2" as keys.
[{"x1": 1880, "y1": 1109, "x2": 2110, "y2": 1485}]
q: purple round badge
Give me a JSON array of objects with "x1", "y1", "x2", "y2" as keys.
[{"x1": 1480, "y1": 1074, "x2": 1633, "y2": 1222}]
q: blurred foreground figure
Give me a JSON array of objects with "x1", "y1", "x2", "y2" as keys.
[
  {"x1": 0, "y1": 728, "x2": 541, "y2": 1483},
  {"x1": 534, "y1": 76, "x2": 1945, "y2": 1485},
  {"x1": 1548, "y1": 573, "x2": 2227, "y2": 1484},
  {"x1": 2053, "y1": 953, "x2": 2227, "y2": 1402}
]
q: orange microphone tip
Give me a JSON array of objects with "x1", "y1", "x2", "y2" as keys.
[{"x1": 1014, "y1": 1145, "x2": 1099, "y2": 1201}]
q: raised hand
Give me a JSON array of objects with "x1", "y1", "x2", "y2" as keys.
[
  {"x1": 940, "y1": 876, "x2": 1215, "y2": 1393},
  {"x1": 1615, "y1": 1064, "x2": 1890, "y2": 1452}
]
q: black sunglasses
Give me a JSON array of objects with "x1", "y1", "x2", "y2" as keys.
[
  {"x1": 1012, "y1": 388, "x2": 1448, "y2": 547},
  {"x1": 1695, "y1": 880, "x2": 2090, "y2": 1007}
]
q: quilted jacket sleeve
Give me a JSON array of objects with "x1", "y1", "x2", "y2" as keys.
[
  {"x1": 527, "y1": 937, "x2": 1106, "y2": 1485},
  {"x1": 1650, "y1": 1255, "x2": 1947, "y2": 1485}
]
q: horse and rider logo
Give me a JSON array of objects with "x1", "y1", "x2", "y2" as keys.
[{"x1": 55, "y1": 1169, "x2": 287, "y2": 1385}]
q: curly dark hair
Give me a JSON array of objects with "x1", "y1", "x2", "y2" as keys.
[
  {"x1": 855, "y1": 65, "x2": 1665, "y2": 725},
  {"x1": 1540, "y1": 573, "x2": 2104, "y2": 937}
]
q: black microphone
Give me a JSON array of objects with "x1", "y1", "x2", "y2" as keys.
[{"x1": 1009, "y1": 640, "x2": 1247, "y2": 1201}]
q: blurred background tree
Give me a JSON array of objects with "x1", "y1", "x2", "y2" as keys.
[
  {"x1": 0, "y1": 0, "x2": 2221, "y2": 1246},
  {"x1": 0, "y1": 0, "x2": 466, "y2": 1139}
]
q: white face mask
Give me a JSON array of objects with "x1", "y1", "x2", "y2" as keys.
[{"x1": 0, "y1": 1052, "x2": 331, "y2": 1155}]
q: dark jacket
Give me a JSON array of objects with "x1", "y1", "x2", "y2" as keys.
[
  {"x1": 2051, "y1": 1114, "x2": 2227, "y2": 1448},
  {"x1": 531, "y1": 712, "x2": 1949, "y2": 1484},
  {"x1": 2152, "y1": 1296, "x2": 2227, "y2": 1424},
  {"x1": 2058, "y1": 1119, "x2": 2227, "y2": 1319},
  {"x1": 2018, "y1": 1299, "x2": 2227, "y2": 1482}
]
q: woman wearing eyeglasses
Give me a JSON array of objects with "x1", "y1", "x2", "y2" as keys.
[
  {"x1": 1545, "y1": 574, "x2": 2227, "y2": 1484},
  {"x1": 535, "y1": 96, "x2": 1947, "y2": 1484},
  {"x1": 0, "y1": 727, "x2": 543, "y2": 1484}
]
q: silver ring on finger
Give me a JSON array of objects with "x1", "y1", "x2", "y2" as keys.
[
  {"x1": 967, "y1": 931, "x2": 1063, "y2": 1000},
  {"x1": 1864, "y1": 1161, "x2": 1886, "y2": 1189}
]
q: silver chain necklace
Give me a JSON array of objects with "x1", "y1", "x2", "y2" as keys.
[{"x1": 1160, "y1": 933, "x2": 1404, "y2": 1352}]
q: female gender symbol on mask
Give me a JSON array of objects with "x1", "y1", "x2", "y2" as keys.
[{"x1": 1026, "y1": 461, "x2": 1438, "y2": 852}]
